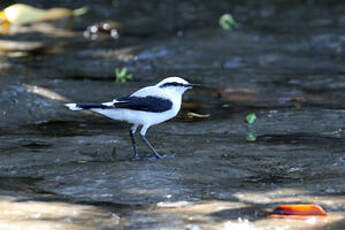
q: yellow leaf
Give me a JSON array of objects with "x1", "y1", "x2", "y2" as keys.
[
  {"x1": 77, "y1": 160, "x2": 88, "y2": 164},
  {"x1": 4, "y1": 4, "x2": 46, "y2": 25},
  {"x1": 186, "y1": 112, "x2": 210, "y2": 119},
  {"x1": 3, "y1": 4, "x2": 87, "y2": 25}
]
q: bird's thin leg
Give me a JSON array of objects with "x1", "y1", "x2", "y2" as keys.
[
  {"x1": 129, "y1": 124, "x2": 140, "y2": 161},
  {"x1": 140, "y1": 125, "x2": 163, "y2": 159},
  {"x1": 140, "y1": 134, "x2": 163, "y2": 159}
]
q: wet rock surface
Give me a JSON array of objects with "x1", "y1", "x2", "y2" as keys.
[{"x1": 0, "y1": 0, "x2": 345, "y2": 229}]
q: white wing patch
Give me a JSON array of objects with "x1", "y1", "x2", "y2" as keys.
[
  {"x1": 65, "y1": 103, "x2": 82, "y2": 111},
  {"x1": 102, "y1": 101, "x2": 115, "y2": 106}
]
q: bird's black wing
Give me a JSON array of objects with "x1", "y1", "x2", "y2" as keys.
[{"x1": 114, "y1": 96, "x2": 172, "y2": 112}]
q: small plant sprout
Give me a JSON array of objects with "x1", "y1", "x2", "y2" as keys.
[
  {"x1": 219, "y1": 14, "x2": 236, "y2": 30},
  {"x1": 245, "y1": 113, "x2": 257, "y2": 124},
  {"x1": 245, "y1": 113, "x2": 257, "y2": 142},
  {"x1": 115, "y1": 67, "x2": 133, "y2": 83},
  {"x1": 246, "y1": 133, "x2": 256, "y2": 142}
]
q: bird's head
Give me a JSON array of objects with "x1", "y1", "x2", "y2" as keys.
[{"x1": 156, "y1": 77, "x2": 199, "y2": 95}]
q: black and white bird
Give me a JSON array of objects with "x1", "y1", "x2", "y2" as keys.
[{"x1": 65, "y1": 77, "x2": 199, "y2": 160}]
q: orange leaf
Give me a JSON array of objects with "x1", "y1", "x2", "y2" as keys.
[{"x1": 268, "y1": 204, "x2": 329, "y2": 219}]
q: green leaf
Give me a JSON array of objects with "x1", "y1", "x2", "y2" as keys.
[
  {"x1": 246, "y1": 113, "x2": 257, "y2": 124},
  {"x1": 119, "y1": 67, "x2": 127, "y2": 77},
  {"x1": 219, "y1": 14, "x2": 236, "y2": 30},
  {"x1": 126, "y1": 74, "x2": 133, "y2": 80},
  {"x1": 115, "y1": 67, "x2": 133, "y2": 83}
]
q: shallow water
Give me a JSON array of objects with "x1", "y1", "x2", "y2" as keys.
[{"x1": 0, "y1": 0, "x2": 345, "y2": 229}]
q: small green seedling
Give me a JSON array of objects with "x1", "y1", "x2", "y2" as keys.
[
  {"x1": 245, "y1": 113, "x2": 257, "y2": 142},
  {"x1": 219, "y1": 14, "x2": 236, "y2": 30},
  {"x1": 246, "y1": 133, "x2": 256, "y2": 142},
  {"x1": 115, "y1": 67, "x2": 133, "y2": 83},
  {"x1": 246, "y1": 113, "x2": 257, "y2": 124}
]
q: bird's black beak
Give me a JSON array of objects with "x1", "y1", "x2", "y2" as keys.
[{"x1": 186, "y1": 83, "x2": 200, "y2": 88}]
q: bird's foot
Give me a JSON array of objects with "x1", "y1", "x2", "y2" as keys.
[
  {"x1": 131, "y1": 153, "x2": 176, "y2": 161},
  {"x1": 131, "y1": 153, "x2": 141, "y2": 161},
  {"x1": 160, "y1": 153, "x2": 176, "y2": 159},
  {"x1": 144, "y1": 153, "x2": 176, "y2": 161},
  {"x1": 143, "y1": 156, "x2": 160, "y2": 161}
]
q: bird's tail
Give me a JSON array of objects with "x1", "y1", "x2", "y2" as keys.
[{"x1": 65, "y1": 103, "x2": 111, "y2": 111}]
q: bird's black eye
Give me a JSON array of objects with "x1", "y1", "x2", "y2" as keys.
[{"x1": 160, "y1": 82, "x2": 185, "y2": 88}]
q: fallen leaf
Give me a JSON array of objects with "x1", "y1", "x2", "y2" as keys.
[
  {"x1": 186, "y1": 112, "x2": 210, "y2": 119},
  {"x1": 268, "y1": 204, "x2": 333, "y2": 220},
  {"x1": 22, "y1": 84, "x2": 69, "y2": 102},
  {"x1": 77, "y1": 160, "x2": 88, "y2": 164},
  {"x1": 1, "y1": 4, "x2": 87, "y2": 26}
]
